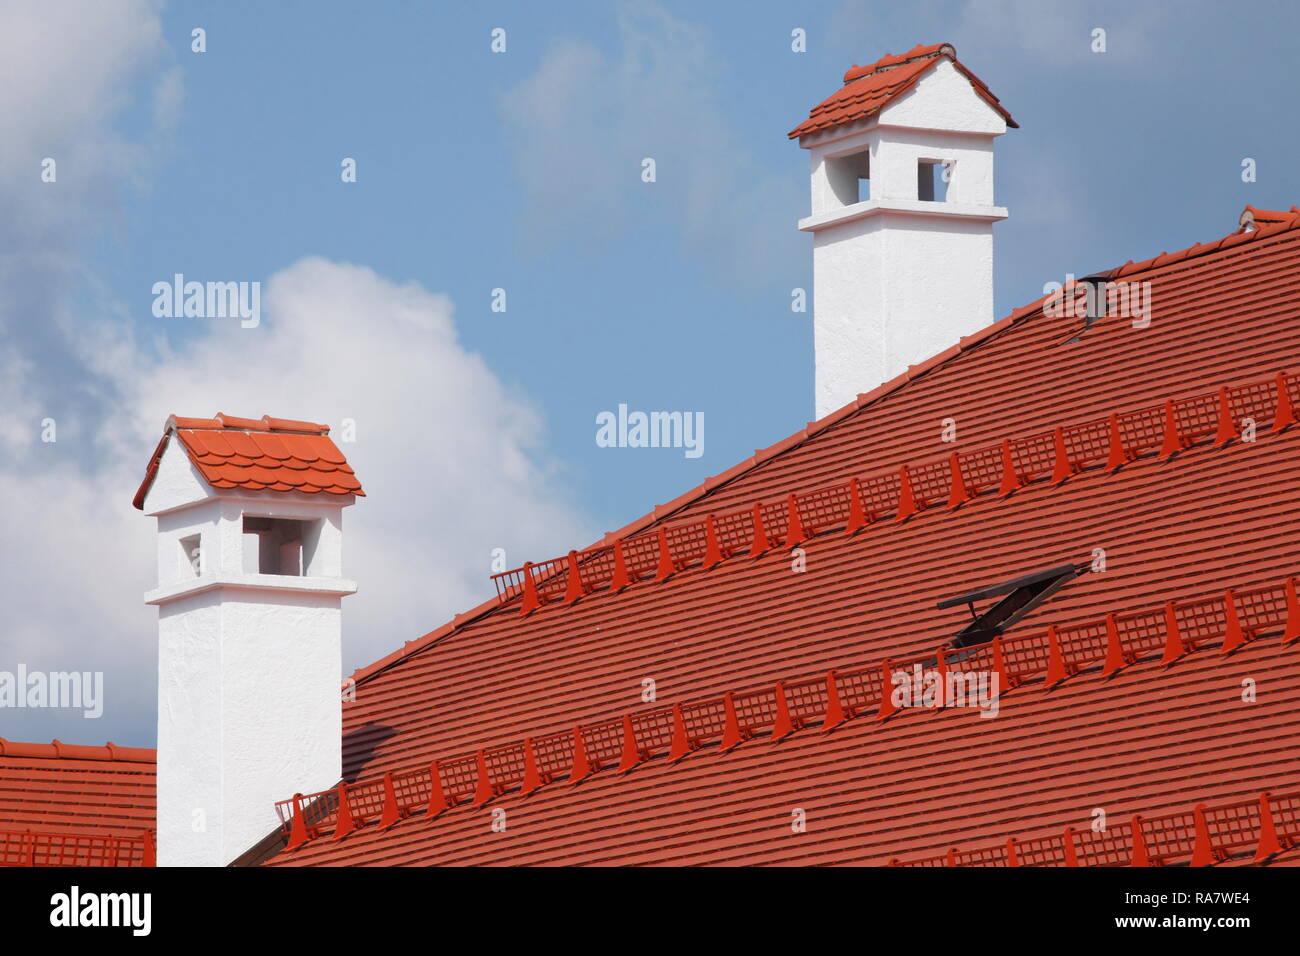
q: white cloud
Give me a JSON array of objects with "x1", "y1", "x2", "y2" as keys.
[
  {"x1": 2, "y1": 257, "x2": 596, "y2": 746},
  {"x1": 0, "y1": 0, "x2": 166, "y2": 163},
  {"x1": 0, "y1": 0, "x2": 176, "y2": 468},
  {"x1": 0, "y1": 2, "x2": 594, "y2": 746},
  {"x1": 0, "y1": 0, "x2": 171, "y2": 240},
  {"x1": 498, "y1": 0, "x2": 799, "y2": 285},
  {"x1": 111, "y1": 257, "x2": 596, "y2": 649}
]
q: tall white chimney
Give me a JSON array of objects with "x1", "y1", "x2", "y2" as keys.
[
  {"x1": 790, "y1": 44, "x2": 1015, "y2": 418},
  {"x1": 135, "y1": 414, "x2": 363, "y2": 866}
]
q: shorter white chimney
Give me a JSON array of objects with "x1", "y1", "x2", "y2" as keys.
[
  {"x1": 137, "y1": 414, "x2": 361, "y2": 866},
  {"x1": 791, "y1": 44, "x2": 1015, "y2": 418}
]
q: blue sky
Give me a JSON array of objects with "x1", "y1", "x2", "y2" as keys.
[
  {"x1": 129, "y1": 0, "x2": 1300, "y2": 527},
  {"x1": 4, "y1": 0, "x2": 1300, "y2": 746}
]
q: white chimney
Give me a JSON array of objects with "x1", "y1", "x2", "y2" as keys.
[
  {"x1": 791, "y1": 44, "x2": 1015, "y2": 418},
  {"x1": 136, "y1": 414, "x2": 362, "y2": 866}
]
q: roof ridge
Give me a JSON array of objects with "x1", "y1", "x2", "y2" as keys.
[
  {"x1": 276, "y1": 571, "x2": 1300, "y2": 854},
  {"x1": 1103, "y1": 205, "x2": 1300, "y2": 280},
  {"x1": 489, "y1": 370, "x2": 1298, "y2": 618},
  {"x1": 0, "y1": 737, "x2": 156, "y2": 763},
  {"x1": 841, "y1": 42, "x2": 952, "y2": 84},
  {"x1": 889, "y1": 788, "x2": 1300, "y2": 867},
  {"x1": 168, "y1": 413, "x2": 331, "y2": 435}
]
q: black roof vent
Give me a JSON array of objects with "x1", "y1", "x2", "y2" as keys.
[
  {"x1": 938, "y1": 562, "x2": 1082, "y2": 649},
  {"x1": 1062, "y1": 276, "x2": 1110, "y2": 344}
]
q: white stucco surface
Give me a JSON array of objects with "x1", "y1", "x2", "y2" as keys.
[{"x1": 156, "y1": 588, "x2": 344, "y2": 866}]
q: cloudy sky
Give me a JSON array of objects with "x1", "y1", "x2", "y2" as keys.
[{"x1": 3, "y1": 0, "x2": 1299, "y2": 747}]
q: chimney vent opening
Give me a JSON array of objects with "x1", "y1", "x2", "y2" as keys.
[
  {"x1": 242, "y1": 516, "x2": 319, "y2": 576},
  {"x1": 178, "y1": 533, "x2": 202, "y2": 578},
  {"x1": 826, "y1": 148, "x2": 871, "y2": 207},
  {"x1": 918, "y1": 159, "x2": 951, "y2": 202}
]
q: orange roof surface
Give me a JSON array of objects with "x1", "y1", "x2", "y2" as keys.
[
  {"x1": 0, "y1": 739, "x2": 155, "y2": 866},
  {"x1": 253, "y1": 204, "x2": 1300, "y2": 867},
  {"x1": 788, "y1": 42, "x2": 1017, "y2": 140},
  {"x1": 132, "y1": 413, "x2": 363, "y2": 510}
]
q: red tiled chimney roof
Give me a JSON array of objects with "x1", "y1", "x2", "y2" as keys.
[
  {"x1": 789, "y1": 42, "x2": 1017, "y2": 139},
  {"x1": 132, "y1": 413, "x2": 364, "y2": 510}
]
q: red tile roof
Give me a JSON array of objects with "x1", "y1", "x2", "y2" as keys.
[
  {"x1": 251, "y1": 205, "x2": 1300, "y2": 867},
  {"x1": 270, "y1": 570, "x2": 1300, "y2": 861},
  {"x1": 0, "y1": 739, "x2": 155, "y2": 866},
  {"x1": 132, "y1": 413, "x2": 363, "y2": 510},
  {"x1": 789, "y1": 43, "x2": 1017, "y2": 140}
]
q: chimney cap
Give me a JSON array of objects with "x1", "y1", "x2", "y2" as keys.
[
  {"x1": 841, "y1": 42, "x2": 955, "y2": 84},
  {"x1": 789, "y1": 42, "x2": 1017, "y2": 140},
  {"x1": 132, "y1": 412, "x2": 364, "y2": 510}
]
